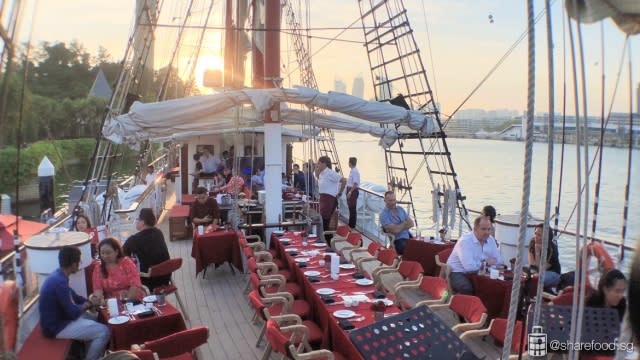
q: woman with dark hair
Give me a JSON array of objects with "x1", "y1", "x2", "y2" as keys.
[
  {"x1": 586, "y1": 268, "x2": 627, "y2": 321},
  {"x1": 92, "y1": 238, "x2": 144, "y2": 302},
  {"x1": 123, "y1": 208, "x2": 171, "y2": 292},
  {"x1": 528, "y1": 223, "x2": 561, "y2": 288},
  {"x1": 74, "y1": 214, "x2": 91, "y2": 232},
  {"x1": 481, "y1": 205, "x2": 497, "y2": 237}
]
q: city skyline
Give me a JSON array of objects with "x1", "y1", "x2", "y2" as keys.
[{"x1": 23, "y1": 0, "x2": 640, "y2": 116}]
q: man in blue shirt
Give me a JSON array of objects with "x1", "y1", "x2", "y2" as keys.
[
  {"x1": 379, "y1": 191, "x2": 414, "y2": 255},
  {"x1": 39, "y1": 246, "x2": 110, "y2": 360}
]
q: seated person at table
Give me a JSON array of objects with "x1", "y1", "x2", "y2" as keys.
[
  {"x1": 190, "y1": 186, "x2": 220, "y2": 226},
  {"x1": 586, "y1": 268, "x2": 627, "y2": 321},
  {"x1": 629, "y1": 240, "x2": 640, "y2": 345},
  {"x1": 447, "y1": 216, "x2": 502, "y2": 295},
  {"x1": 40, "y1": 246, "x2": 109, "y2": 360},
  {"x1": 225, "y1": 171, "x2": 246, "y2": 196},
  {"x1": 93, "y1": 238, "x2": 145, "y2": 302},
  {"x1": 527, "y1": 223, "x2": 561, "y2": 289},
  {"x1": 123, "y1": 208, "x2": 171, "y2": 292},
  {"x1": 379, "y1": 190, "x2": 414, "y2": 255},
  {"x1": 74, "y1": 214, "x2": 98, "y2": 255},
  {"x1": 251, "y1": 168, "x2": 264, "y2": 191},
  {"x1": 212, "y1": 172, "x2": 226, "y2": 191}
]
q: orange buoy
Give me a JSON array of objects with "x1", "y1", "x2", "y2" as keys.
[{"x1": 0, "y1": 280, "x2": 19, "y2": 352}]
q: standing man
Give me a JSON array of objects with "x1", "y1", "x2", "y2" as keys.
[
  {"x1": 292, "y1": 163, "x2": 306, "y2": 192},
  {"x1": 379, "y1": 191, "x2": 414, "y2": 255},
  {"x1": 315, "y1": 156, "x2": 346, "y2": 241},
  {"x1": 189, "y1": 186, "x2": 220, "y2": 226},
  {"x1": 346, "y1": 157, "x2": 360, "y2": 229},
  {"x1": 200, "y1": 147, "x2": 222, "y2": 175},
  {"x1": 39, "y1": 246, "x2": 110, "y2": 360},
  {"x1": 123, "y1": 208, "x2": 171, "y2": 292},
  {"x1": 446, "y1": 215, "x2": 502, "y2": 294}
]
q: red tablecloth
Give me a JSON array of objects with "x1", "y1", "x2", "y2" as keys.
[
  {"x1": 272, "y1": 232, "x2": 401, "y2": 360},
  {"x1": 468, "y1": 274, "x2": 539, "y2": 319},
  {"x1": 100, "y1": 302, "x2": 187, "y2": 350},
  {"x1": 191, "y1": 229, "x2": 242, "y2": 276},
  {"x1": 402, "y1": 239, "x2": 454, "y2": 276}
]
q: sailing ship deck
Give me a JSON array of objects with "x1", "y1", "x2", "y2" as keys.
[{"x1": 157, "y1": 184, "x2": 264, "y2": 360}]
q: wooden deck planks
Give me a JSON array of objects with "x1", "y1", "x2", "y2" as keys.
[{"x1": 156, "y1": 193, "x2": 265, "y2": 360}]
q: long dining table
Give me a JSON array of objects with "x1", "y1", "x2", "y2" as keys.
[{"x1": 271, "y1": 231, "x2": 402, "y2": 360}]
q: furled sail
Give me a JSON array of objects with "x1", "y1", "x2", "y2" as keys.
[
  {"x1": 102, "y1": 87, "x2": 428, "y2": 147},
  {"x1": 566, "y1": 0, "x2": 640, "y2": 35}
]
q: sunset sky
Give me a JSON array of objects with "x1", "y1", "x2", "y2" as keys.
[{"x1": 24, "y1": 0, "x2": 640, "y2": 116}]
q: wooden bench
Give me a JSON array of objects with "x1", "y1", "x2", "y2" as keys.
[
  {"x1": 169, "y1": 204, "x2": 191, "y2": 241},
  {"x1": 17, "y1": 324, "x2": 72, "y2": 360}
]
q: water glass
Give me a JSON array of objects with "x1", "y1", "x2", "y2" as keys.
[
  {"x1": 344, "y1": 298, "x2": 353, "y2": 307},
  {"x1": 157, "y1": 294, "x2": 166, "y2": 307},
  {"x1": 318, "y1": 259, "x2": 325, "y2": 267}
]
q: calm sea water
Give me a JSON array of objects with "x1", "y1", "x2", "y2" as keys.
[{"x1": 295, "y1": 132, "x2": 640, "y2": 270}]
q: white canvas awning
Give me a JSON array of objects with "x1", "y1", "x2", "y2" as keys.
[{"x1": 103, "y1": 87, "x2": 429, "y2": 148}]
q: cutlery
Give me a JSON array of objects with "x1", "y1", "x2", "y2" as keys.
[
  {"x1": 153, "y1": 306, "x2": 163, "y2": 315},
  {"x1": 339, "y1": 272, "x2": 355, "y2": 276},
  {"x1": 351, "y1": 316, "x2": 367, "y2": 322},
  {"x1": 384, "y1": 312, "x2": 400, "y2": 318}
]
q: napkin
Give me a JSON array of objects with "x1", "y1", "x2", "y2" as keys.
[
  {"x1": 330, "y1": 254, "x2": 340, "y2": 278},
  {"x1": 341, "y1": 295, "x2": 369, "y2": 302}
]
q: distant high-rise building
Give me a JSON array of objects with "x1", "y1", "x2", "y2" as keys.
[
  {"x1": 375, "y1": 74, "x2": 392, "y2": 100},
  {"x1": 352, "y1": 76, "x2": 364, "y2": 98},
  {"x1": 334, "y1": 79, "x2": 347, "y2": 93}
]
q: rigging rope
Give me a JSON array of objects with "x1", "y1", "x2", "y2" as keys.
[
  {"x1": 446, "y1": 1, "x2": 556, "y2": 123},
  {"x1": 620, "y1": 41, "x2": 634, "y2": 261},
  {"x1": 532, "y1": 0, "x2": 556, "y2": 328},
  {"x1": 554, "y1": 3, "x2": 568, "y2": 241},
  {"x1": 501, "y1": 1, "x2": 535, "y2": 358},
  {"x1": 589, "y1": 22, "x2": 606, "y2": 242}
]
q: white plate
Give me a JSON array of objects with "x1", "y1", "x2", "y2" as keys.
[
  {"x1": 313, "y1": 243, "x2": 327, "y2": 248},
  {"x1": 333, "y1": 310, "x2": 356, "y2": 319},
  {"x1": 308, "y1": 233, "x2": 318, "y2": 238},
  {"x1": 273, "y1": 230, "x2": 285, "y2": 235},
  {"x1": 279, "y1": 239, "x2": 291, "y2": 244},
  {"x1": 142, "y1": 295, "x2": 157, "y2": 303},
  {"x1": 108, "y1": 315, "x2": 130, "y2": 325},
  {"x1": 355, "y1": 278, "x2": 374, "y2": 286},
  {"x1": 304, "y1": 270, "x2": 321, "y2": 277},
  {"x1": 316, "y1": 288, "x2": 336, "y2": 296},
  {"x1": 339, "y1": 264, "x2": 356, "y2": 269},
  {"x1": 295, "y1": 257, "x2": 310, "y2": 263},
  {"x1": 284, "y1": 247, "x2": 298, "y2": 253},
  {"x1": 374, "y1": 298, "x2": 394, "y2": 306},
  {"x1": 280, "y1": 237, "x2": 291, "y2": 242}
]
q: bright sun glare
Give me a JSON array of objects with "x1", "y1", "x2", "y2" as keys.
[{"x1": 196, "y1": 55, "x2": 224, "y2": 88}]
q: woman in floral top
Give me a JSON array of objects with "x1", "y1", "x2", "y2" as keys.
[{"x1": 92, "y1": 238, "x2": 144, "y2": 302}]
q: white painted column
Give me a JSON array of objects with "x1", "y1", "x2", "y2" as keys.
[{"x1": 263, "y1": 122, "x2": 283, "y2": 248}]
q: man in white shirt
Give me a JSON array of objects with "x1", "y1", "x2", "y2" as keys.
[
  {"x1": 346, "y1": 157, "x2": 360, "y2": 229},
  {"x1": 200, "y1": 147, "x2": 222, "y2": 174},
  {"x1": 447, "y1": 215, "x2": 502, "y2": 294},
  {"x1": 315, "y1": 156, "x2": 346, "y2": 241}
]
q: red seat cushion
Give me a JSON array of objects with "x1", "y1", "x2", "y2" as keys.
[
  {"x1": 270, "y1": 300, "x2": 310, "y2": 319},
  {"x1": 302, "y1": 320, "x2": 324, "y2": 345},
  {"x1": 262, "y1": 282, "x2": 302, "y2": 299},
  {"x1": 278, "y1": 269, "x2": 293, "y2": 282},
  {"x1": 450, "y1": 295, "x2": 487, "y2": 323}
]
